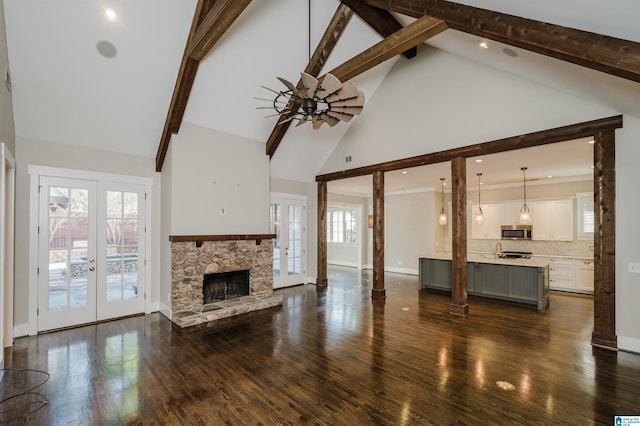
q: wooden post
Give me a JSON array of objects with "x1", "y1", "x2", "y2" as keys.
[
  {"x1": 591, "y1": 130, "x2": 617, "y2": 349},
  {"x1": 450, "y1": 156, "x2": 468, "y2": 316},
  {"x1": 316, "y1": 181, "x2": 328, "y2": 287},
  {"x1": 372, "y1": 171, "x2": 386, "y2": 299}
]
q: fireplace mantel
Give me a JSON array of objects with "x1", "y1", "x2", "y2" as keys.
[{"x1": 169, "y1": 234, "x2": 276, "y2": 243}]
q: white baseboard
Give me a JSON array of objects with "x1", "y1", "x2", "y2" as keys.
[
  {"x1": 159, "y1": 302, "x2": 171, "y2": 320},
  {"x1": 13, "y1": 323, "x2": 30, "y2": 338},
  {"x1": 618, "y1": 335, "x2": 640, "y2": 354},
  {"x1": 328, "y1": 260, "x2": 359, "y2": 268},
  {"x1": 147, "y1": 302, "x2": 159, "y2": 313},
  {"x1": 383, "y1": 266, "x2": 419, "y2": 276}
]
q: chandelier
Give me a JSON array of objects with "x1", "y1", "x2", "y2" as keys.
[{"x1": 258, "y1": 72, "x2": 364, "y2": 129}]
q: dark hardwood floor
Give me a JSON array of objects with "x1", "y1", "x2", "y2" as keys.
[{"x1": 3, "y1": 267, "x2": 640, "y2": 425}]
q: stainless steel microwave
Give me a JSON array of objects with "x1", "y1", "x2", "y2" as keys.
[{"x1": 501, "y1": 225, "x2": 532, "y2": 240}]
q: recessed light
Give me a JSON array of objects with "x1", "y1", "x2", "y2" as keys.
[
  {"x1": 587, "y1": 140, "x2": 595, "y2": 144},
  {"x1": 547, "y1": 175, "x2": 553, "y2": 178},
  {"x1": 475, "y1": 159, "x2": 483, "y2": 163},
  {"x1": 104, "y1": 8, "x2": 117, "y2": 22},
  {"x1": 402, "y1": 170, "x2": 408, "y2": 174},
  {"x1": 479, "y1": 41, "x2": 488, "y2": 49},
  {"x1": 590, "y1": 165, "x2": 595, "y2": 169}
]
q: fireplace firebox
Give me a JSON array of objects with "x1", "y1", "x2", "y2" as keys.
[{"x1": 203, "y1": 270, "x2": 250, "y2": 303}]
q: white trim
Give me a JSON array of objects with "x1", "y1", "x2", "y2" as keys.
[
  {"x1": 28, "y1": 165, "x2": 154, "y2": 335},
  {"x1": 619, "y1": 336, "x2": 640, "y2": 354},
  {"x1": 328, "y1": 260, "x2": 359, "y2": 268},
  {"x1": 384, "y1": 266, "x2": 419, "y2": 276},
  {"x1": 270, "y1": 192, "x2": 307, "y2": 202},
  {"x1": 148, "y1": 302, "x2": 159, "y2": 313},
  {"x1": 28, "y1": 165, "x2": 153, "y2": 186},
  {"x1": 1, "y1": 144, "x2": 15, "y2": 351}
]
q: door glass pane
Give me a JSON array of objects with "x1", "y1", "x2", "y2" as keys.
[
  {"x1": 106, "y1": 191, "x2": 139, "y2": 303},
  {"x1": 288, "y1": 205, "x2": 302, "y2": 275},
  {"x1": 48, "y1": 186, "x2": 89, "y2": 311},
  {"x1": 270, "y1": 203, "x2": 281, "y2": 277}
]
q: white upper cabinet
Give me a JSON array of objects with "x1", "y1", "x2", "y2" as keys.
[
  {"x1": 531, "y1": 199, "x2": 574, "y2": 241},
  {"x1": 471, "y1": 203, "x2": 502, "y2": 239},
  {"x1": 501, "y1": 202, "x2": 521, "y2": 225}
]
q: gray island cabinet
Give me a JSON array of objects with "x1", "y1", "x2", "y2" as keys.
[{"x1": 419, "y1": 254, "x2": 550, "y2": 311}]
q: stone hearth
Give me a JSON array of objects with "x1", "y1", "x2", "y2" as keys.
[{"x1": 170, "y1": 236, "x2": 282, "y2": 327}]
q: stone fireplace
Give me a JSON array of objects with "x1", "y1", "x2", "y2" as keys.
[{"x1": 170, "y1": 235, "x2": 282, "y2": 327}]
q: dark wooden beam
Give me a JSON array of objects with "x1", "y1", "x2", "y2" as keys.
[
  {"x1": 188, "y1": 0, "x2": 253, "y2": 61},
  {"x1": 591, "y1": 129, "x2": 617, "y2": 350},
  {"x1": 316, "y1": 115, "x2": 623, "y2": 182},
  {"x1": 156, "y1": 0, "x2": 253, "y2": 172},
  {"x1": 340, "y1": 0, "x2": 416, "y2": 59},
  {"x1": 169, "y1": 234, "x2": 276, "y2": 242},
  {"x1": 327, "y1": 15, "x2": 447, "y2": 83},
  {"x1": 316, "y1": 181, "x2": 328, "y2": 287},
  {"x1": 450, "y1": 156, "x2": 468, "y2": 316},
  {"x1": 371, "y1": 170, "x2": 386, "y2": 299},
  {"x1": 266, "y1": 4, "x2": 354, "y2": 158},
  {"x1": 366, "y1": 0, "x2": 640, "y2": 83}
]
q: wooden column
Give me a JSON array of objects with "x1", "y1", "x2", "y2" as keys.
[
  {"x1": 372, "y1": 171, "x2": 386, "y2": 299},
  {"x1": 450, "y1": 157, "x2": 468, "y2": 316},
  {"x1": 316, "y1": 181, "x2": 328, "y2": 287},
  {"x1": 591, "y1": 130, "x2": 617, "y2": 349}
]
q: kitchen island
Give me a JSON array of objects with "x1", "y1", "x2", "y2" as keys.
[{"x1": 419, "y1": 253, "x2": 550, "y2": 311}]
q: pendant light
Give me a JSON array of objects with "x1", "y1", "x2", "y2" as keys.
[
  {"x1": 438, "y1": 178, "x2": 447, "y2": 225},
  {"x1": 519, "y1": 167, "x2": 532, "y2": 225},
  {"x1": 474, "y1": 173, "x2": 484, "y2": 225}
]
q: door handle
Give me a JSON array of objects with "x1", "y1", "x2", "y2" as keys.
[{"x1": 285, "y1": 247, "x2": 288, "y2": 256}]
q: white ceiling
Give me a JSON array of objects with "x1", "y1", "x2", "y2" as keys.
[{"x1": 4, "y1": 0, "x2": 640, "y2": 186}]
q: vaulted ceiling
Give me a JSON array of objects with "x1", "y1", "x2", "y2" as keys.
[{"x1": 4, "y1": 0, "x2": 640, "y2": 187}]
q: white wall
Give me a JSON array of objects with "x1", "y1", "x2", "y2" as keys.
[
  {"x1": 168, "y1": 122, "x2": 270, "y2": 235},
  {"x1": 0, "y1": 1, "x2": 14, "y2": 155},
  {"x1": 382, "y1": 190, "x2": 437, "y2": 274},
  {"x1": 159, "y1": 141, "x2": 174, "y2": 318},
  {"x1": 14, "y1": 136, "x2": 162, "y2": 331},
  {"x1": 319, "y1": 44, "x2": 640, "y2": 352}
]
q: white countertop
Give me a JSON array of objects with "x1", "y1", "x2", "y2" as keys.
[{"x1": 421, "y1": 253, "x2": 549, "y2": 268}]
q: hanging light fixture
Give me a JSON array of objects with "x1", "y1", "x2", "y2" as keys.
[
  {"x1": 519, "y1": 167, "x2": 531, "y2": 224},
  {"x1": 474, "y1": 173, "x2": 484, "y2": 225},
  {"x1": 438, "y1": 178, "x2": 447, "y2": 225}
]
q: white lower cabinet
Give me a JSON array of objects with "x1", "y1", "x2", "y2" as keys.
[
  {"x1": 575, "y1": 260, "x2": 594, "y2": 293},
  {"x1": 536, "y1": 256, "x2": 593, "y2": 294}
]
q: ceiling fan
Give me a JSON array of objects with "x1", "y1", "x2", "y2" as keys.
[{"x1": 257, "y1": 72, "x2": 365, "y2": 129}]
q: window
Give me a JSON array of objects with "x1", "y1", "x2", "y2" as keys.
[
  {"x1": 327, "y1": 207, "x2": 358, "y2": 244},
  {"x1": 576, "y1": 192, "x2": 594, "y2": 239}
]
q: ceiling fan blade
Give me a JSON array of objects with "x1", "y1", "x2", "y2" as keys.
[
  {"x1": 329, "y1": 92, "x2": 365, "y2": 108},
  {"x1": 326, "y1": 110, "x2": 354, "y2": 122},
  {"x1": 312, "y1": 115, "x2": 324, "y2": 130},
  {"x1": 325, "y1": 81, "x2": 359, "y2": 103},
  {"x1": 320, "y1": 112, "x2": 340, "y2": 127},
  {"x1": 316, "y1": 73, "x2": 342, "y2": 99},
  {"x1": 295, "y1": 115, "x2": 310, "y2": 127},
  {"x1": 328, "y1": 106, "x2": 363, "y2": 115},
  {"x1": 277, "y1": 77, "x2": 300, "y2": 96},
  {"x1": 300, "y1": 72, "x2": 318, "y2": 97}
]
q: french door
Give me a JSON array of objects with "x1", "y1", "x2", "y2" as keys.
[
  {"x1": 38, "y1": 177, "x2": 146, "y2": 331},
  {"x1": 270, "y1": 196, "x2": 306, "y2": 289}
]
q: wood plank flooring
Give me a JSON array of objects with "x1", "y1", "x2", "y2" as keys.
[{"x1": 3, "y1": 267, "x2": 640, "y2": 425}]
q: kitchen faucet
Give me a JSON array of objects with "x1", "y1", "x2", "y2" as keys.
[{"x1": 494, "y1": 242, "x2": 503, "y2": 259}]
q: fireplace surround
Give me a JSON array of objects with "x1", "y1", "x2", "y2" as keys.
[{"x1": 169, "y1": 235, "x2": 282, "y2": 327}]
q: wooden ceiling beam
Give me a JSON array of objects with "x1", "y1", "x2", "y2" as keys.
[
  {"x1": 327, "y1": 15, "x2": 447, "y2": 83},
  {"x1": 340, "y1": 0, "x2": 416, "y2": 59},
  {"x1": 188, "y1": 0, "x2": 253, "y2": 61},
  {"x1": 366, "y1": 0, "x2": 640, "y2": 83},
  {"x1": 156, "y1": 0, "x2": 253, "y2": 172},
  {"x1": 267, "y1": 13, "x2": 446, "y2": 158},
  {"x1": 265, "y1": 4, "x2": 354, "y2": 157},
  {"x1": 316, "y1": 115, "x2": 623, "y2": 182}
]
